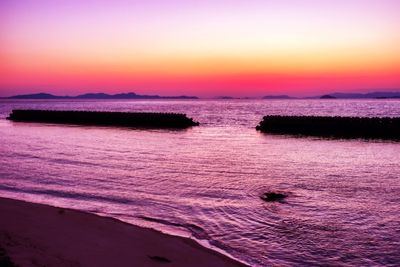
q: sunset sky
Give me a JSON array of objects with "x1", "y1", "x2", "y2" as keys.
[{"x1": 1, "y1": 0, "x2": 400, "y2": 97}]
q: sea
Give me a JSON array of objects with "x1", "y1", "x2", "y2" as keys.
[{"x1": 0, "y1": 99, "x2": 399, "y2": 266}]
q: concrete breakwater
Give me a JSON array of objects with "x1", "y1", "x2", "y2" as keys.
[
  {"x1": 256, "y1": 115, "x2": 400, "y2": 140},
  {"x1": 7, "y1": 109, "x2": 199, "y2": 129}
]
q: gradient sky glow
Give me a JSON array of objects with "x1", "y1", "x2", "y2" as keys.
[{"x1": 1, "y1": 0, "x2": 400, "y2": 97}]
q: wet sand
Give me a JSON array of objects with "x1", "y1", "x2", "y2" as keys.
[{"x1": 0, "y1": 197, "x2": 246, "y2": 267}]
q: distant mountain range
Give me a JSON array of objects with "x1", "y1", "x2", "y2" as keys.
[
  {"x1": 3, "y1": 92, "x2": 198, "y2": 100},
  {"x1": 2, "y1": 90, "x2": 400, "y2": 100},
  {"x1": 316, "y1": 91, "x2": 400, "y2": 99},
  {"x1": 263, "y1": 91, "x2": 400, "y2": 99},
  {"x1": 263, "y1": 95, "x2": 293, "y2": 99}
]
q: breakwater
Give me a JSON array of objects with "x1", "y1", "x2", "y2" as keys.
[
  {"x1": 256, "y1": 115, "x2": 400, "y2": 139},
  {"x1": 7, "y1": 109, "x2": 199, "y2": 128}
]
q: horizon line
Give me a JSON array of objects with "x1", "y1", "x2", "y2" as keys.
[{"x1": 2, "y1": 88, "x2": 400, "y2": 99}]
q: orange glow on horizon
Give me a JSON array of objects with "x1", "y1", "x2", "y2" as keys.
[{"x1": 1, "y1": 0, "x2": 400, "y2": 97}]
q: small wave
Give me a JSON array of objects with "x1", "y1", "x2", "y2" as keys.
[
  {"x1": 49, "y1": 158, "x2": 101, "y2": 167},
  {"x1": 0, "y1": 184, "x2": 133, "y2": 205},
  {"x1": 9, "y1": 152, "x2": 101, "y2": 167},
  {"x1": 137, "y1": 215, "x2": 210, "y2": 240}
]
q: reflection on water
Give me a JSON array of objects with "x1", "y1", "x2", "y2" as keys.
[{"x1": 0, "y1": 99, "x2": 400, "y2": 266}]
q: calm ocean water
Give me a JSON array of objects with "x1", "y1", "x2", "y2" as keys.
[{"x1": 1, "y1": 99, "x2": 399, "y2": 266}]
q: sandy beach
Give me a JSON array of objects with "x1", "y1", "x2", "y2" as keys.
[{"x1": 0, "y1": 197, "x2": 246, "y2": 267}]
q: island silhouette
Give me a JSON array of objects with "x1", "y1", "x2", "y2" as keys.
[{"x1": 3, "y1": 92, "x2": 198, "y2": 100}]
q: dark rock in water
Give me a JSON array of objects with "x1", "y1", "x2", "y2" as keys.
[
  {"x1": 256, "y1": 115, "x2": 400, "y2": 140},
  {"x1": 260, "y1": 192, "x2": 287, "y2": 202},
  {"x1": 7, "y1": 110, "x2": 200, "y2": 129}
]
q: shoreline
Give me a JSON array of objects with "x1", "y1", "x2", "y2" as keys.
[{"x1": 0, "y1": 197, "x2": 247, "y2": 267}]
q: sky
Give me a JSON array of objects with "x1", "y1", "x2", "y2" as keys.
[{"x1": 1, "y1": 0, "x2": 400, "y2": 97}]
